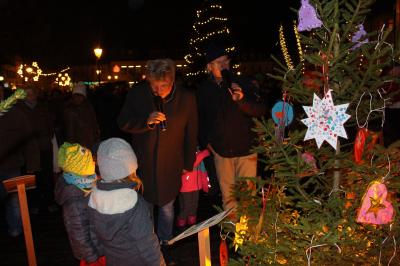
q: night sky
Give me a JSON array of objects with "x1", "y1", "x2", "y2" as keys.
[{"x1": 0, "y1": 0, "x2": 394, "y2": 69}]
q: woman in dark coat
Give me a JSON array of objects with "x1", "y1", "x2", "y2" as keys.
[{"x1": 117, "y1": 59, "x2": 197, "y2": 264}]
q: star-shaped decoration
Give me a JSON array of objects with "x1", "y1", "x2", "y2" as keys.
[
  {"x1": 367, "y1": 196, "x2": 386, "y2": 218},
  {"x1": 301, "y1": 90, "x2": 351, "y2": 149}
]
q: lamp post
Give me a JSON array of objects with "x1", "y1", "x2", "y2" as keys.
[{"x1": 93, "y1": 47, "x2": 103, "y2": 86}]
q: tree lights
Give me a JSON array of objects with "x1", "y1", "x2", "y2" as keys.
[{"x1": 185, "y1": 1, "x2": 235, "y2": 77}]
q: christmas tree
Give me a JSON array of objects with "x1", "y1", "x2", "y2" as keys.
[
  {"x1": 184, "y1": 0, "x2": 235, "y2": 77},
  {"x1": 226, "y1": 0, "x2": 400, "y2": 265}
]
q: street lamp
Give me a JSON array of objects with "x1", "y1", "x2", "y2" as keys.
[{"x1": 93, "y1": 47, "x2": 103, "y2": 85}]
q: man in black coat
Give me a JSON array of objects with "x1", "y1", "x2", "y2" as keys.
[
  {"x1": 197, "y1": 44, "x2": 266, "y2": 217},
  {"x1": 117, "y1": 58, "x2": 198, "y2": 264},
  {"x1": 0, "y1": 96, "x2": 40, "y2": 237}
]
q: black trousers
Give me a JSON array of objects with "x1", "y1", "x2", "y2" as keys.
[{"x1": 178, "y1": 191, "x2": 199, "y2": 219}]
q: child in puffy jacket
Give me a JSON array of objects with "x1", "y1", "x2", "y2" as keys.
[
  {"x1": 88, "y1": 138, "x2": 165, "y2": 266},
  {"x1": 55, "y1": 142, "x2": 105, "y2": 266},
  {"x1": 176, "y1": 149, "x2": 210, "y2": 229}
]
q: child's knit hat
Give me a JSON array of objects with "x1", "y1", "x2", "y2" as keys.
[
  {"x1": 97, "y1": 138, "x2": 138, "y2": 182},
  {"x1": 58, "y1": 142, "x2": 95, "y2": 176}
]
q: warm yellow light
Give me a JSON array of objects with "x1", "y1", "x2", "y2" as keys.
[
  {"x1": 114, "y1": 75, "x2": 118, "y2": 80},
  {"x1": 56, "y1": 73, "x2": 71, "y2": 87},
  {"x1": 94, "y1": 47, "x2": 103, "y2": 59},
  {"x1": 96, "y1": 70, "x2": 101, "y2": 75},
  {"x1": 26, "y1": 67, "x2": 33, "y2": 73},
  {"x1": 107, "y1": 75, "x2": 112, "y2": 80},
  {"x1": 113, "y1": 65, "x2": 120, "y2": 73}
]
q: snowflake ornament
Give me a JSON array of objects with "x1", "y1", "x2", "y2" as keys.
[{"x1": 301, "y1": 90, "x2": 350, "y2": 149}]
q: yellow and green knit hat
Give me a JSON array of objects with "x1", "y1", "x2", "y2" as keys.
[{"x1": 58, "y1": 142, "x2": 95, "y2": 176}]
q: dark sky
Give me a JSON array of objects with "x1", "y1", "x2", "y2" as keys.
[{"x1": 0, "y1": 0, "x2": 394, "y2": 69}]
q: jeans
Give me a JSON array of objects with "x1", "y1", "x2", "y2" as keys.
[
  {"x1": 0, "y1": 169, "x2": 22, "y2": 237},
  {"x1": 147, "y1": 199, "x2": 175, "y2": 242}
]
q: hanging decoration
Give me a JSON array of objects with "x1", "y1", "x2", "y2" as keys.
[
  {"x1": 353, "y1": 91, "x2": 386, "y2": 163},
  {"x1": 279, "y1": 25, "x2": 294, "y2": 70},
  {"x1": 301, "y1": 152, "x2": 317, "y2": 169},
  {"x1": 351, "y1": 24, "x2": 369, "y2": 50},
  {"x1": 293, "y1": 20, "x2": 305, "y2": 72},
  {"x1": 297, "y1": 0, "x2": 322, "y2": 32},
  {"x1": 302, "y1": 90, "x2": 350, "y2": 149},
  {"x1": 219, "y1": 227, "x2": 229, "y2": 266},
  {"x1": 357, "y1": 181, "x2": 394, "y2": 225},
  {"x1": 272, "y1": 100, "x2": 294, "y2": 127},
  {"x1": 353, "y1": 128, "x2": 380, "y2": 164}
]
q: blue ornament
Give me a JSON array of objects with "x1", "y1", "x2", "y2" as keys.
[{"x1": 272, "y1": 101, "x2": 294, "y2": 126}]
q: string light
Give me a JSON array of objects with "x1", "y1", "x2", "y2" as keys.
[
  {"x1": 185, "y1": 1, "x2": 235, "y2": 76},
  {"x1": 41, "y1": 67, "x2": 70, "y2": 77},
  {"x1": 55, "y1": 72, "x2": 71, "y2": 87},
  {"x1": 17, "y1": 63, "x2": 70, "y2": 83},
  {"x1": 17, "y1": 62, "x2": 42, "y2": 81}
]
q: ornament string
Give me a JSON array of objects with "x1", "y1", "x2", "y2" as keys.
[
  {"x1": 355, "y1": 91, "x2": 387, "y2": 129},
  {"x1": 305, "y1": 235, "x2": 341, "y2": 266},
  {"x1": 378, "y1": 224, "x2": 396, "y2": 266},
  {"x1": 369, "y1": 153, "x2": 391, "y2": 183},
  {"x1": 278, "y1": 91, "x2": 288, "y2": 140},
  {"x1": 220, "y1": 225, "x2": 230, "y2": 241},
  {"x1": 321, "y1": 52, "x2": 330, "y2": 96},
  {"x1": 374, "y1": 24, "x2": 394, "y2": 66},
  {"x1": 380, "y1": 155, "x2": 391, "y2": 183}
]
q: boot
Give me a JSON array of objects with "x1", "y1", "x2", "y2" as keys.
[
  {"x1": 187, "y1": 215, "x2": 197, "y2": 226},
  {"x1": 176, "y1": 217, "x2": 186, "y2": 228}
]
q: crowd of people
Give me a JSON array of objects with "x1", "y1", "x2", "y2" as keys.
[
  {"x1": 1, "y1": 40, "x2": 400, "y2": 265},
  {"x1": 0, "y1": 43, "x2": 269, "y2": 265}
]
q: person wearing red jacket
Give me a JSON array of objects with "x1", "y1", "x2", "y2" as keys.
[{"x1": 176, "y1": 149, "x2": 210, "y2": 229}]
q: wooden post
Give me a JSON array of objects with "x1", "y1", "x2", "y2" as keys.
[
  {"x1": 3, "y1": 175, "x2": 37, "y2": 266},
  {"x1": 198, "y1": 228, "x2": 212, "y2": 266}
]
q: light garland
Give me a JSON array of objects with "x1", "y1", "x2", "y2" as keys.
[
  {"x1": 279, "y1": 25, "x2": 294, "y2": 70},
  {"x1": 189, "y1": 27, "x2": 230, "y2": 45},
  {"x1": 185, "y1": 2, "x2": 235, "y2": 77},
  {"x1": 17, "y1": 62, "x2": 42, "y2": 82},
  {"x1": 17, "y1": 63, "x2": 70, "y2": 82},
  {"x1": 193, "y1": 17, "x2": 227, "y2": 32},
  {"x1": 41, "y1": 67, "x2": 70, "y2": 77},
  {"x1": 55, "y1": 72, "x2": 71, "y2": 87}
]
